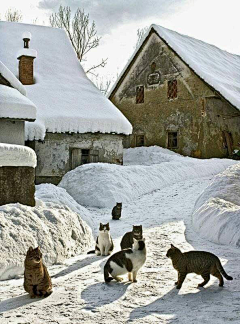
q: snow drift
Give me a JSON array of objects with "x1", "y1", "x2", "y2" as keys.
[
  {"x1": 59, "y1": 147, "x2": 237, "y2": 208},
  {"x1": 192, "y1": 163, "x2": 240, "y2": 247},
  {"x1": 0, "y1": 185, "x2": 94, "y2": 281}
]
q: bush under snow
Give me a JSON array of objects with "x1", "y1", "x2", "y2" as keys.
[
  {"x1": 59, "y1": 147, "x2": 237, "y2": 208},
  {"x1": 0, "y1": 185, "x2": 94, "y2": 281},
  {"x1": 192, "y1": 163, "x2": 240, "y2": 247}
]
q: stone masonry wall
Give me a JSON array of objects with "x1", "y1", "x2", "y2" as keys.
[
  {"x1": 19, "y1": 56, "x2": 34, "y2": 85},
  {"x1": 110, "y1": 31, "x2": 240, "y2": 158}
]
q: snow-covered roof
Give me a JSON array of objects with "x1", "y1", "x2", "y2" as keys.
[
  {"x1": 0, "y1": 85, "x2": 36, "y2": 120},
  {"x1": 109, "y1": 24, "x2": 240, "y2": 111},
  {"x1": 0, "y1": 21, "x2": 132, "y2": 141},
  {"x1": 0, "y1": 60, "x2": 26, "y2": 96}
]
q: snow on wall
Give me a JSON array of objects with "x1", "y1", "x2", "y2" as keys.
[
  {"x1": 192, "y1": 163, "x2": 240, "y2": 247},
  {"x1": 0, "y1": 60, "x2": 26, "y2": 96},
  {"x1": 59, "y1": 147, "x2": 237, "y2": 208},
  {"x1": 0, "y1": 143, "x2": 37, "y2": 167},
  {"x1": 109, "y1": 24, "x2": 240, "y2": 112},
  {"x1": 0, "y1": 185, "x2": 94, "y2": 281},
  {"x1": 0, "y1": 22, "x2": 132, "y2": 141},
  {"x1": 0, "y1": 85, "x2": 36, "y2": 120}
]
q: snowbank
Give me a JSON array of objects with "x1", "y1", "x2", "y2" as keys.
[
  {"x1": 0, "y1": 85, "x2": 36, "y2": 120},
  {"x1": 0, "y1": 143, "x2": 37, "y2": 167},
  {"x1": 0, "y1": 185, "x2": 94, "y2": 281},
  {"x1": 59, "y1": 147, "x2": 237, "y2": 208},
  {"x1": 192, "y1": 163, "x2": 240, "y2": 247}
]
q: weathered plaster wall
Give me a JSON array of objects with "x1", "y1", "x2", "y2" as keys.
[
  {"x1": 110, "y1": 31, "x2": 240, "y2": 158},
  {"x1": 0, "y1": 166, "x2": 35, "y2": 206},
  {"x1": 28, "y1": 132, "x2": 124, "y2": 184},
  {"x1": 0, "y1": 120, "x2": 25, "y2": 145}
]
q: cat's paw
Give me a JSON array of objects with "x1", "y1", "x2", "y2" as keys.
[
  {"x1": 133, "y1": 279, "x2": 137, "y2": 283},
  {"x1": 174, "y1": 281, "x2": 178, "y2": 286},
  {"x1": 176, "y1": 284, "x2": 182, "y2": 289}
]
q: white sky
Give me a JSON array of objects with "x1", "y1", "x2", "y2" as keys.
[{"x1": 1, "y1": 0, "x2": 240, "y2": 83}]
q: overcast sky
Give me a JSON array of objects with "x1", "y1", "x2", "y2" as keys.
[{"x1": 1, "y1": 0, "x2": 240, "y2": 83}]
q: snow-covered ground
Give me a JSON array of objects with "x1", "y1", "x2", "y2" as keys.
[{"x1": 0, "y1": 147, "x2": 239, "y2": 324}]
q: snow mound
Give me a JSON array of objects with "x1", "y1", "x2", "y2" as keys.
[
  {"x1": 0, "y1": 143, "x2": 37, "y2": 167},
  {"x1": 59, "y1": 147, "x2": 237, "y2": 208},
  {"x1": 192, "y1": 163, "x2": 240, "y2": 247},
  {"x1": 0, "y1": 185, "x2": 94, "y2": 281}
]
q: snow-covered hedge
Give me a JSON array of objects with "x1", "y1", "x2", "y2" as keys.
[
  {"x1": 59, "y1": 147, "x2": 237, "y2": 208},
  {"x1": 0, "y1": 185, "x2": 94, "y2": 280},
  {"x1": 0, "y1": 143, "x2": 37, "y2": 167},
  {"x1": 192, "y1": 163, "x2": 240, "y2": 247}
]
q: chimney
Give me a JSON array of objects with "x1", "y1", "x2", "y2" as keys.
[{"x1": 17, "y1": 32, "x2": 37, "y2": 85}]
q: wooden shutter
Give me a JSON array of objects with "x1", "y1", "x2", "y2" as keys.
[
  {"x1": 90, "y1": 150, "x2": 99, "y2": 163},
  {"x1": 71, "y1": 148, "x2": 81, "y2": 169}
]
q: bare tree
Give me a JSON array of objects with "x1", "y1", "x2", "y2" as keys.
[
  {"x1": 49, "y1": 6, "x2": 107, "y2": 75},
  {"x1": 5, "y1": 8, "x2": 22, "y2": 22},
  {"x1": 135, "y1": 26, "x2": 149, "y2": 49}
]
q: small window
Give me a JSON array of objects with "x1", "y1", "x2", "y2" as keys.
[
  {"x1": 136, "y1": 86, "x2": 144, "y2": 104},
  {"x1": 168, "y1": 132, "x2": 178, "y2": 149},
  {"x1": 136, "y1": 135, "x2": 145, "y2": 147},
  {"x1": 81, "y1": 149, "x2": 90, "y2": 164},
  {"x1": 168, "y1": 80, "x2": 177, "y2": 99}
]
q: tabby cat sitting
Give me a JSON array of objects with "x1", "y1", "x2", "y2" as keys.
[
  {"x1": 87, "y1": 222, "x2": 114, "y2": 256},
  {"x1": 120, "y1": 225, "x2": 143, "y2": 250},
  {"x1": 104, "y1": 238, "x2": 146, "y2": 283},
  {"x1": 112, "y1": 202, "x2": 122, "y2": 220},
  {"x1": 166, "y1": 244, "x2": 233, "y2": 289},
  {"x1": 24, "y1": 246, "x2": 52, "y2": 298}
]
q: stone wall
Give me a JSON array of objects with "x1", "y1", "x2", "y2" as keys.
[
  {"x1": 18, "y1": 56, "x2": 34, "y2": 85},
  {"x1": 110, "y1": 31, "x2": 240, "y2": 158},
  {"x1": 27, "y1": 132, "x2": 125, "y2": 184},
  {"x1": 0, "y1": 120, "x2": 25, "y2": 145},
  {"x1": 0, "y1": 166, "x2": 35, "y2": 206}
]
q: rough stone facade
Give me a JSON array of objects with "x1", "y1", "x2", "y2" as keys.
[
  {"x1": 0, "y1": 166, "x2": 35, "y2": 206},
  {"x1": 0, "y1": 120, "x2": 25, "y2": 145},
  {"x1": 18, "y1": 56, "x2": 34, "y2": 85},
  {"x1": 27, "y1": 132, "x2": 125, "y2": 184},
  {"x1": 110, "y1": 31, "x2": 240, "y2": 158}
]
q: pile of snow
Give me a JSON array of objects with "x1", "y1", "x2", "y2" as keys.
[
  {"x1": 0, "y1": 185, "x2": 94, "y2": 280},
  {"x1": 17, "y1": 48, "x2": 37, "y2": 59},
  {"x1": 0, "y1": 22, "x2": 132, "y2": 141},
  {"x1": 109, "y1": 24, "x2": 240, "y2": 112},
  {"x1": 0, "y1": 60, "x2": 26, "y2": 96},
  {"x1": 0, "y1": 143, "x2": 37, "y2": 167},
  {"x1": 59, "y1": 147, "x2": 237, "y2": 208},
  {"x1": 192, "y1": 163, "x2": 240, "y2": 247},
  {"x1": 0, "y1": 85, "x2": 36, "y2": 120}
]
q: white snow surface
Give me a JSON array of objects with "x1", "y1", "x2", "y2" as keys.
[
  {"x1": 17, "y1": 48, "x2": 37, "y2": 59},
  {"x1": 109, "y1": 24, "x2": 240, "y2": 111},
  {"x1": 192, "y1": 162, "x2": 240, "y2": 247},
  {"x1": 0, "y1": 60, "x2": 26, "y2": 96},
  {"x1": 0, "y1": 185, "x2": 94, "y2": 281},
  {"x1": 0, "y1": 146, "x2": 239, "y2": 323},
  {"x1": 0, "y1": 85, "x2": 36, "y2": 120},
  {"x1": 0, "y1": 143, "x2": 37, "y2": 167},
  {"x1": 59, "y1": 146, "x2": 237, "y2": 208},
  {"x1": 0, "y1": 21, "x2": 132, "y2": 141}
]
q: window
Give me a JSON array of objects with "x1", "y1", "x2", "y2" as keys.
[
  {"x1": 136, "y1": 86, "x2": 144, "y2": 104},
  {"x1": 168, "y1": 80, "x2": 177, "y2": 99},
  {"x1": 168, "y1": 132, "x2": 178, "y2": 149},
  {"x1": 136, "y1": 135, "x2": 145, "y2": 147},
  {"x1": 70, "y1": 148, "x2": 99, "y2": 169},
  {"x1": 81, "y1": 149, "x2": 90, "y2": 164}
]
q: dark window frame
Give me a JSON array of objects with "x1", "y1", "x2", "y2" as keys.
[
  {"x1": 167, "y1": 79, "x2": 178, "y2": 100},
  {"x1": 136, "y1": 85, "x2": 144, "y2": 104},
  {"x1": 135, "y1": 134, "x2": 145, "y2": 147},
  {"x1": 167, "y1": 131, "x2": 178, "y2": 149}
]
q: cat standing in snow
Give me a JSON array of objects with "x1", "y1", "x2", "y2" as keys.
[
  {"x1": 87, "y1": 223, "x2": 114, "y2": 256},
  {"x1": 104, "y1": 238, "x2": 146, "y2": 283},
  {"x1": 112, "y1": 202, "x2": 122, "y2": 220}
]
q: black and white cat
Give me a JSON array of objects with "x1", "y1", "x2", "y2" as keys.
[
  {"x1": 104, "y1": 238, "x2": 146, "y2": 283},
  {"x1": 88, "y1": 223, "x2": 114, "y2": 256},
  {"x1": 120, "y1": 225, "x2": 143, "y2": 250}
]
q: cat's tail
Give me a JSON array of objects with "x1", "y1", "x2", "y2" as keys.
[
  {"x1": 104, "y1": 262, "x2": 114, "y2": 283},
  {"x1": 87, "y1": 250, "x2": 95, "y2": 254},
  {"x1": 217, "y1": 259, "x2": 233, "y2": 280}
]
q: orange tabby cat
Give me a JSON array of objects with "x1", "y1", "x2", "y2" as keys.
[{"x1": 24, "y1": 246, "x2": 52, "y2": 298}]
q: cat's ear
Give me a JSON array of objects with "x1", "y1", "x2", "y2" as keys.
[
  {"x1": 171, "y1": 244, "x2": 175, "y2": 249},
  {"x1": 37, "y1": 246, "x2": 40, "y2": 251},
  {"x1": 28, "y1": 246, "x2": 33, "y2": 252}
]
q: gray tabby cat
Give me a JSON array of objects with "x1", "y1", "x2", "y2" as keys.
[
  {"x1": 87, "y1": 223, "x2": 114, "y2": 256},
  {"x1": 166, "y1": 244, "x2": 233, "y2": 289},
  {"x1": 104, "y1": 238, "x2": 146, "y2": 283},
  {"x1": 112, "y1": 202, "x2": 122, "y2": 220},
  {"x1": 24, "y1": 246, "x2": 52, "y2": 298},
  {"x1": 120, "y1": 225, "x2": 143, "y2": 250}
]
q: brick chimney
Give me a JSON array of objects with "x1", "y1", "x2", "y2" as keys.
[{"x1": 17, "y1": 32, "x2": 37, "y2": 85}]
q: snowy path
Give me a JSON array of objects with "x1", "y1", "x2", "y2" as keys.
[{"x1": 0, "y1": 176, "x2": 239, "y2": 324}]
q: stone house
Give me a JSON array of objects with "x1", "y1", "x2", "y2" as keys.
[
  {"x1": 0, "y1": 21, "x2": 132, "y2": 184},
  {"x1": 109, "y1": 24, "x2": 240, "y2": 159}
]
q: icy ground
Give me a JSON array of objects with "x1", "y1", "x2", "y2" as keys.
[{"x1": 0, "y1": 149, "x2": 239, "y2": 323}]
